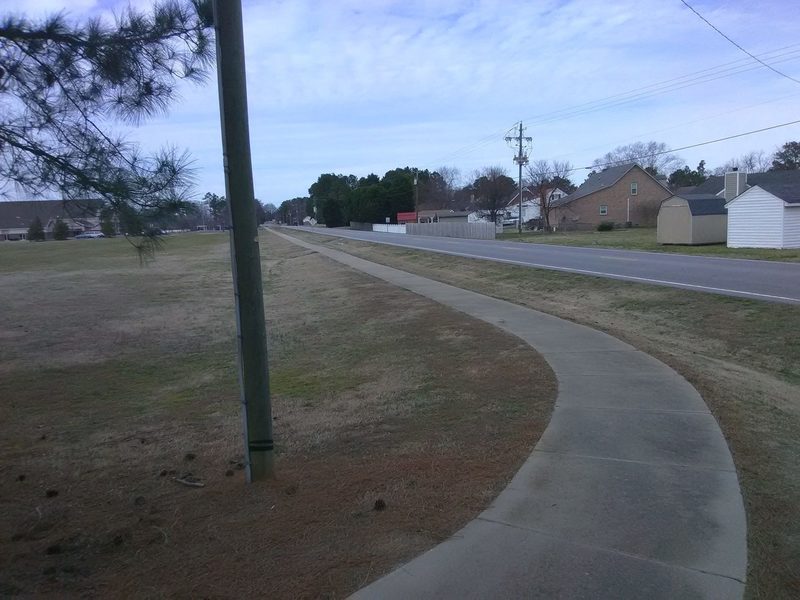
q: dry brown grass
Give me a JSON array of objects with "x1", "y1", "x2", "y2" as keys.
[
  {"x1": 0, "y1": 232, "x2": 555, "y2": 598},
  {"x1": 288, "y1": 229, "x2": 800, "y2": 600}
]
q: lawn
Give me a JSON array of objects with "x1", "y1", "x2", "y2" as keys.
[
  {"x1": 498, "y1": 227, "x2": 800, "y2": 261},
  {"x1": 287, "y1": 228, "x2": 800, "y2": 600},
  {"x1": 0, "y1": 232, "x2": 556, "y2": 597}
]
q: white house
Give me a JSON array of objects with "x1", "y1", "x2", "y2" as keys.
[
  {"x1": 505, "y1": 187, "x2": 569, "y2": 225},
  {"x1": 725, "y1": 178, "x2": 800, "y2": 249}
]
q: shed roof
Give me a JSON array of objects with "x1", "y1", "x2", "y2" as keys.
[{"x1": 676, "y1": 194, "x2": 728, "y2": 216}]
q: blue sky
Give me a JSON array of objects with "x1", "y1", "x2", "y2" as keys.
[{"x1": 6, "y1": 0, "x2": 800, "y2": 205}]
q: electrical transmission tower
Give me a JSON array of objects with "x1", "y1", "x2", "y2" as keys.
[{"x1": 505, "y1": 123, "x2": 532, "y2": 233}]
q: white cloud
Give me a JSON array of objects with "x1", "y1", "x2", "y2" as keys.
[{"x1": 5, "y1": 0, "x2": 800, "y2": 201}]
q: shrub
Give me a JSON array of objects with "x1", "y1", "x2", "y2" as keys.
[
  {"x1": 596, "y1": 221, "x2": 615, "y2": 231},
  {"x1": 53, "y1": 218, "x2": 69, "y2": 240},
  {"x1": 27, "y1": 216, "x2": 45, "y2": 241}
]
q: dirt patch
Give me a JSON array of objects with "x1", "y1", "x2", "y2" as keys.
[{"x1": 0, "y1": 231, "x2": 556, "y2": 597}]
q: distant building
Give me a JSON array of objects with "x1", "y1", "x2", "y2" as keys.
[
  {"x1": 0, "y1": 199, "x2": 102, "y2": 241},
  {"x1": 551, "y1": 164, "x2": 670, "y2": 230}
]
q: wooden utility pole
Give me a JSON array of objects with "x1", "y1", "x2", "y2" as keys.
[
  {"x1": 505, "y1": 123, "x2": 532, "y2": 234},
  {"x1": 213, "y1": 0, "x2": 274, "y2": 481}
]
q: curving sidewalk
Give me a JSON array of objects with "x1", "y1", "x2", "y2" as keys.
[{"x1": 272, "y1": 230, "x2": 747, "y2": 600}]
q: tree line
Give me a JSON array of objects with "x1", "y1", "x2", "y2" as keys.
[{"x1": 277, "y1": 140, "x2": 799, "y2": 230}]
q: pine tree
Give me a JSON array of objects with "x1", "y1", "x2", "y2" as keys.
[
  {"x1": 0, "y1": 1, "x2": 213, "y2": 254},
  {"x1": 27, "y1": 216, "x2": 45, "y2": 241},
  {"x1": 53, "y1": 218, "x2": 70, "y2": 240}
]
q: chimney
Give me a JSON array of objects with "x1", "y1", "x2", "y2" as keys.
[{"x1": 724, "y1": 169, "x2": 747, "y2": 201}]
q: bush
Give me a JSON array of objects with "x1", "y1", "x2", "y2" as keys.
[
  {"x1": 596, "y1": 221, "x2": 615, "y2": 231},
  {"x1": 53, "y1": 218, "x2": 69, "y2": 240},
  {"x1": 27, "y1": 216, "x2": 45, "y2": 241}
]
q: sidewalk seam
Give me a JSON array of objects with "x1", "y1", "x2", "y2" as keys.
[{"x1": 474, "y1": 516, "x2": 746, "y2": 585}]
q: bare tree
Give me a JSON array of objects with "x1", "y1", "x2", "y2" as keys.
[
  {"x1": 436, "y1": 166, "x2": 461, "y2": 209},
  {"x1": 592, "y1": 141, "x2": 683, "y2": 176},
  {"x1": 712, "y1": 150, "x2": 772, "y2": 175},
  {"x1": 470, "y1": 166, "x2": 516, "y2": 224},
  {"x1": 525, "y1": 159, "x2": 575, "y2": 231}
]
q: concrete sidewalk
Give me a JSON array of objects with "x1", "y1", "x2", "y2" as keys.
[{"x1": 273, "y1": 230, "x2": 747, "y2": 599}]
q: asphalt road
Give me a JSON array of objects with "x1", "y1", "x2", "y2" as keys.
[{"x1": 294, "y1": 227, "x2": 800, "y2": 305}]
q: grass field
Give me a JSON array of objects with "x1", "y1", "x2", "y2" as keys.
[
  {"x1": 287, "y1": 228, "x2": 800, "y2": 600},
  {"x1": 498, "y1": 227, "x2": 800, "y2": 261},
  {"x1": 0, "y1": 233, "x2": 556, "y2": 597}
]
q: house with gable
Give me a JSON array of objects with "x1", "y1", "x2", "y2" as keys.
[
  {"x1": 550, "y1": 163, "x2": 671, "y2": 230},
  {"x1": 723, "y1": 171, "x2": 800, "y2": 249},
  {"x1": 504, "y1": 186, "x2": 568, "y2": 226}
]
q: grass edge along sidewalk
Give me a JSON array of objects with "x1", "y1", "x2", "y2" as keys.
[{"x1": 284, "y1": 227, "x2": 800, "y2": 600}]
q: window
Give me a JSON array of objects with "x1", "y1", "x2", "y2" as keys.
[
  {"x1": 599, "y1": 205, "x2": 608, "y2": 215},
  {"x1": 630, "y1": 182, "x2": 638, "y2": 196}
]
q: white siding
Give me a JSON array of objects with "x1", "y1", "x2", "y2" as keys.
[
  {"x1": 783, "y1": 207, "x2": 800, "y2": 248},
  {"x1": 726, "y1": 187, "x2": 785, "y2": 248}
]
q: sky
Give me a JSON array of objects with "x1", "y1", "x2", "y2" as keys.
[{"x1": 4, "y1": 0, "x2": 800, "y2": 205}]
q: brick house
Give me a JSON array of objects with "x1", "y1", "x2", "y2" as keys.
[{"x1": 551, "y1": 163, "x2": 670, "y2": 230}]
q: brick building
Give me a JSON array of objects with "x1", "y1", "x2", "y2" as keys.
[{"x1": 551, "y1": 163, "x2": 670, "y2": 230}]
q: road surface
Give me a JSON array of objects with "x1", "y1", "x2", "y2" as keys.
[{"x1": 293, "y1": 227, "x2": 800, "y2": 304}]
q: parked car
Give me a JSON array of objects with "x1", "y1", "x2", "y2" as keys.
[{"x1": 74, "y1": 232, "x2": 105, "y2": 239}]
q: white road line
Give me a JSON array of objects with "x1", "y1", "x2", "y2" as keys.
[
  {"x1": 295, "y1": 229, "x2": 800, "y2": 303},
  {"x1": 410, "y1": 247, "x2": 800, "y2": 304}
]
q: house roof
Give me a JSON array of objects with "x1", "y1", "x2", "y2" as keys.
[
  {"x1": 675, "y1": 194, "x2": 728, "y2": 216},
  {"x1": 687, "y1": 170, "x2": 800, "y2": 197},
  {"x1": 749, "y1": 182, "x2": 800, "y2": 204},
  {"x1": 0, "y1": 200, "x2": 101, "y2": 230},
  {"x1": 552, "y1": 163, "x2": 643, "y2": 207}
]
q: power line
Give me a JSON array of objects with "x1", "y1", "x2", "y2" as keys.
[
  {"x1": 423, "y1": 43, "x2": 800, "y2": 168},
  {"x1": 679, "y1": 0, "x2": 800, "y2": 86},
  {"x1": 522, "y1": 47, "x2": 800, "y2": 126},
  {"x1": 577, "y1": 119, "x2": 800, "y2": 172}
]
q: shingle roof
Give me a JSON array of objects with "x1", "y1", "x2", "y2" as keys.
[
  {"x1": 688, "y1": 170, "x2": 800, "y2": 198},
  {"x1": 551, "y1": 163, "x2": 638, "y2": 207},
  {"x1": 676, "y1": 194, "x2": 728, "y2": 215},
  {"x1": 0, "y1": 200, "x2": 100, "y2": 230},
  {"x1": 754, "y1": 182, "x2": 800, "y2": 204}
]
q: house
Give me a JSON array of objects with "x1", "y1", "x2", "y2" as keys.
[
  {"x1": 725, "y1": 176, "x2": 800, "y2": 249},
  {"x1": 550, "y1": 163, "x2": 671, "y2": 230},
  {"x1": 657, "y1": 194, "x2": 727, "y2": 245},
  {"x1": 504, "y1": 186, "x2": 568, "y2": 226},
  {"x1": 0, "y1": 199, "x2": 102, "y2": 241}
]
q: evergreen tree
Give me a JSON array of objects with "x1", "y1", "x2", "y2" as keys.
[
  {"x1": 53, "y1": 217, "x2": 70, "y2": 240},
  {"x1": 27, "y1": 216, "x2": 45, "y2": 241},
  {"x1": 0, "y1": 1, "x2": 213, "y2": 254}
]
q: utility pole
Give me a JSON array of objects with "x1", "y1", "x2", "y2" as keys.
[
  {"x1": 413, "y1": 170, "x2": 419, "y2": 222},
  {"x1": 213, "y1": 0, "x2": 274, "y2": 481},
  {"x1": 505, "y1": 123, "x2": 532, "y2": 234}
]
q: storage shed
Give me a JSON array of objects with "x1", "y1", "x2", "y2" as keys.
[
  {"x1": 726, "y1": 182, "x2": 800, "y2": 249},
  {"x1": 657, "y1": 194, "x2": 727, "y2": 245}
]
